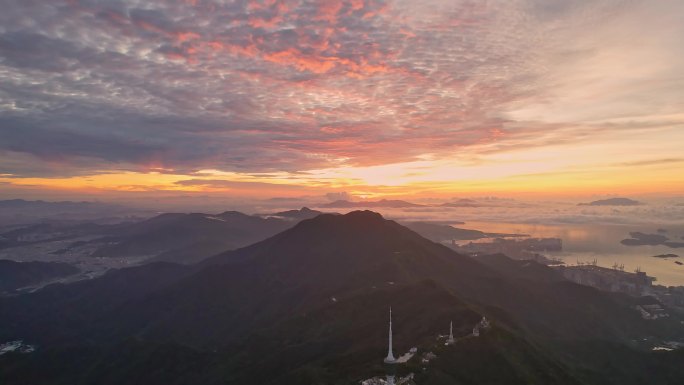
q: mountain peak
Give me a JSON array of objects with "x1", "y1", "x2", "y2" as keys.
[
  {"x1": 204, "y1": 209, "x2": 489, "y2": 290},
  {"x1": 217, "y1": 210, "x2": 250, "y2": 217},
  {"x1": 325, "y1": 209, "x2": 384, "y2": 221},
  {"x1": 347, "y1": 209, "x2": 384, "y2": 218},
  {"x1": 578, "y1": 197, "x2": 642, "y2": 206},
  {"x1": 290, "y1": 210, "x2": 388, "y2": 233}
]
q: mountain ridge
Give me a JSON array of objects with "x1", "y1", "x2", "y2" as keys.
[{"x1": 1, "y1": 210, "x2": 683, "y2": 384}]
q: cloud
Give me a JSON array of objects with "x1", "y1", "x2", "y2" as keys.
[
  {"x1": 175, "y1": 178, "x2": 307, "y2": 191},
  {"x1": 0, "y1": 0, "x2": 682, "y2": 197},
  {"x1": 618, "y1": 158, "x2": 684, "y2": 167},
  {"x1": 325, "y1": 191, "x2": 354, "y2": 202}
]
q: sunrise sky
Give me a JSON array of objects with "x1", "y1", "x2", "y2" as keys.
[{"x1": 1, "y1": 0, "x2": 683, "y2": 201}]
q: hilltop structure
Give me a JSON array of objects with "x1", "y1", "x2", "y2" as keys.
[
  {"x1": 384, "y1": 307, "x2": 397, "y2": 364},
  {"x1": 447, "y1": 321, "x2": 455, "y2": 344},
  {"x1": 473, "y1": 316, "x2": 491, "y2": 337}
]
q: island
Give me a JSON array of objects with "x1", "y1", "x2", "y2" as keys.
[
  {"x1": 579, "y1": 197, "x2": 642, "y2": 206},
  {"x1": 621, "y1": 232, "x2": 669, "y2": 246},
  {"x1": 621, "y1": 232, "x2": 684, "y2": 249},
  {"x1": 652, "y1": 254, "x2": 679, "y2": 259}
]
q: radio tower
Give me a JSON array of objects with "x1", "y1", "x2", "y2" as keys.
[
  {"x1": 447, "y1": 321, "x2": 455, "y2": 344},
  {"x1": 384, "y1": 307, "x2": 397, "y2": 364}
]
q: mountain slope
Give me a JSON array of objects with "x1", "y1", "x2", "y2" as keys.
[
  {"x1": 203, "y1": 211, "x2": 494, "y2": 289},
  {"x1": 402, "y1": 221, "x2": 489, "y2": 242},
  {"x1": 0, "y1": 260, "x2": 79, "y2": 293},
  {"x1": 1, "y1": 211, "x2": 683, "y2": 384},
  {"x1": 474, "y1": 253, "x2": 566, "y2": 283},
  {"x1": 91, "y1": 211, "x2": 293, "y2": 263},
  {"x1": 3, "y1": 211, "x2": 677, "y2": 346},
  {"x1": 262, "y1": 207, "x2": 326, "y2": 221}
]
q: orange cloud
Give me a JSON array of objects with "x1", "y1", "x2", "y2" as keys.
[
  {"x1": 316, "y1": 1, "x2": 343, "y2": 24},
  {"x1": 350, "y1": 0, "x2": 365, "y2": 12},
  {"x1": 263, "y1": 49, "x2": 337, "y2": 73},
  {"x1": 176, "y1": 31, "x2": 200, "y2": 43}
]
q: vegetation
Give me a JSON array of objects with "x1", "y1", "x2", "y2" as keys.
[{"x1": 1, "y1": 211, "x2": 683, "y2": 384}]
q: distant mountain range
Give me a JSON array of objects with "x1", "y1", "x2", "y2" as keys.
[
  {"x1": 318, "y1": 198, "x2": 535, "y2": 209},
  {"x1": 91, "y1": 210, "x2": 297, "y2": 264},
  {"x1": 0, "y1": 208, "x2": 319, "y2": 266},
  {"x1": 0, "y1": 199, "x2": 114, "y2": 210},
  {"x1": 320, "y1": 199, "x2": 424, "y2": 208},
  {"x1": 0, "y1": 199, "x2": 144, "y2": 226},
  {"x1": 439, "y1": 198, "x2": 490, "y2": 208},
  {"x1": 1, "y1": 211, "x2": 683, "y2": 384},
  {"x1": 579, "y1": 198, "x2": 643, "y2": 206},
  {"x1": 259, "y1": 206, "x2": 326, "y2": 221},
  {"x1": 0, "y1": 207, "x2": 491, "y2": 270}
]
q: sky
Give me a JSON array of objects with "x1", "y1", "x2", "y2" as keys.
[{"x1": 1, "y1": 0, "x2": 683, "y2": 202}]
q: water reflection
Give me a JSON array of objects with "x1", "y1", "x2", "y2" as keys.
[{"x1": 461, "y1": 221, "x2": 684, "y2": 286}]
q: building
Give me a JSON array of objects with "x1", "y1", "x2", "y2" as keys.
[{"x1": 473, "y1": 316, "x2": 490, "y2": 337}]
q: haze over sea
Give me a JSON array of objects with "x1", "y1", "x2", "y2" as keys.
[{"x1": 464, "y1": 221, "x2": 684, "y2": 286}]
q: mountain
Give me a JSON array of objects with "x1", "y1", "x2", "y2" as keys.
[
  {"x1": 0, "y1": 199, "x2": 114, "y2": 210},
  {"x1": 0, "y1": 199, "x2": 142, "y2": 226},
  {"x1": 261, "y1": 207, "x2": 326, "y2": 221},
  {"x1": 0, "y1": 221, "x2": 113, "y2": 248},
  {"x1": 1, "y1": 211, "x2": 683, "y2": 384},
  {"x1": 0, "y1": 260, "x2": 79, "y2": 293},
  {"x1": 195, "y1": 211, "x2": 497, "y2": 308},
  {"x1": 402, "y1": 222, "x2": 528, "y2": 245},
  {"x1": 402, "y1": 221, "x2": 491, "y2": 242},
  {"x1": 473, "y1": 253, "x2": 565, "y2": 283},
  {"x1": 415, "y1": 326, "x2": 579, "y2": 385},
  {"x1": 579, "y1": 198, "x2": 642, "y2": 206},
  {"x1": 91, "y1": 211, "x2": 293, "y2": 264},
  {"x1": 320, "y1": 199, "x2": 423, "y2": 208},
  {"x1": 439, "y1": 198, "x2": 485, "y2": 208}
]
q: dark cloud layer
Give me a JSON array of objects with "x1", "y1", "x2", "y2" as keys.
[{"x1": 1, "y1": 0, "x2": 682, "y2": 179}]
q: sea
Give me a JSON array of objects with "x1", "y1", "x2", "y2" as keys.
[{"x1": 460, "y1": 221, "x2": 684, "y2": 287}]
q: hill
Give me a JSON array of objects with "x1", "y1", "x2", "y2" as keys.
[
  {"x1": 473, "y1": 253, "x2": 565, "y2": 283},
  {"x1": 1, "y1": 211, "x2": 683, "y2": 384},
  {"x1": 91, "y1": 211, "x2": 293, "y2": 264},
  {"x1": 579, "y1": 198, "x2": 642, "y2": 206},
  {"x1": 260, "y1": 207, "x2": 326, "y2": 221},
  {"x1": 439, "y1": 199, "x2": 485, "y2": 208},
  {"x1": 402, "y1": 221, "x2": 487, "y2": 242},
  {"x1": 0, "y1": 260, "x2": 79, "y2": 293},
  {"x1": 0, "y1": 199, "x2": 141, "y2": 226}
]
